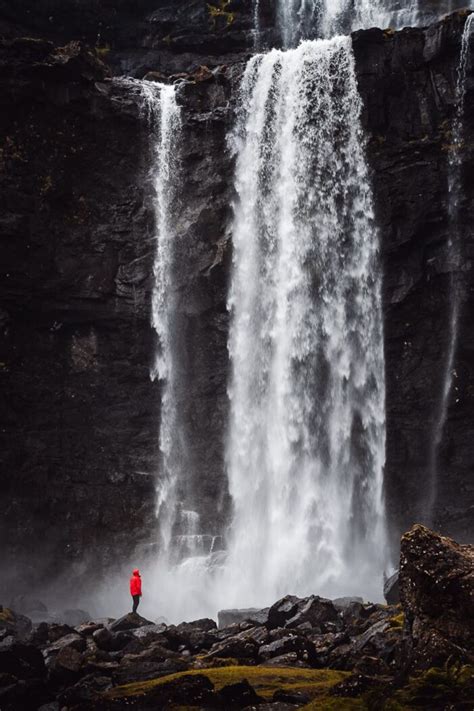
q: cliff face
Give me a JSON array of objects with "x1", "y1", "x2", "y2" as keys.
[
  {"x1": 0, "y1": 2, "x2": 473, "y2": 595},
  {"x1": 354, "y1": 15, "x2": 474, "y2": 544},
  {"x1": 0, "y1": 39, "x2": 159, "y2": 592}
]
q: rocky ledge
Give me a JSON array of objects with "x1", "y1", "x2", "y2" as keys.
[{"x1": 1, "y1": 526, "x2": 472, "y2": 709}]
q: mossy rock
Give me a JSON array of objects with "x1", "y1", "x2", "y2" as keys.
[
  {"x1": 388, "y1": 612, "x2": 405, "y2": 628},
  {"x1": 393, "y1": 665, "x2": 474, "y2": 708},
  {"x1": 0, "y1": 607, "x2": 14, "y2": 624},
  {"x1": 104, "y1": 665, "x2": 349, "y2": 702}
]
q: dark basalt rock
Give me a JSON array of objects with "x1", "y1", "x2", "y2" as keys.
[
  {"x1": 205, "y1": 635, "x2": 258, "y2": 661},
  {"x1": 273, "y1": 688, "x2": 311, "y2": 704},
  {"x1": 0, "y1": 638, "x2": 46, "y2": 679},
  {"x1": 267, "y1": 595, "x2": 340, "y2": 632},
  {"x1": 384, "y1": 571, "x2": 400, "y2": 605},
  {"x1": 219, "y1": 678, "x2": 264, "y2": 706},
  {"x1": 57, "y1": 673, "x2": 112, "y2": 707},
  {"x1": 399, "y1": 524, "x2": 474, "y2": 668},
  {"x1": 109, "y1": 612, "x2": 154, "y2": 633},
  {"x1": 218, "y1": 607, "x2": 270, "y2": 628},
  {"x1": 0, "y1": 608, "x2": 32, "y2": 641},
  {"x1": 258, "y1": 634, "x2": 317, "y2": 666}
]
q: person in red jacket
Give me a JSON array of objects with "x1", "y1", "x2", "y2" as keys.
[{"x1": 130, "y1": 569, "x2": 142, "y2": 613}]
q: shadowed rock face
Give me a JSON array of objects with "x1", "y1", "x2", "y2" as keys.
[{"x1": 0, "y1": 4, "x2": 473, "y2": 596}]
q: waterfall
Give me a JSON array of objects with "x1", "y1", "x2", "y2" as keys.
[
  {"x1": 426, "y1": 13, "x2": 473, "y2": 523},
  {"x1": 142, "y1": 82, "x2": 183, "y2": 556},
  {"x1": 224, "y1": 36, "x2": 387, "y2": 606},
  {"x1": 125, "y1": 79, "x2": 185, "y2": 560},
  {"x1": 253, "y1": 0, "x2": 261, "y2": 49},
  {"x1": 277, "y1": 0, "x2": 474, "y2": 45}
]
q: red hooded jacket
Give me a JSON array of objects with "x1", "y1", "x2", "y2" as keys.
[{"x1": 130, "y1": 569, "x2": 142, "y2": 596}]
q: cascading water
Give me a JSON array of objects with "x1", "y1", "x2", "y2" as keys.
[
  {"x1": 277, "y1": 0, "x2": 388, "y2": 44},
  {"x1": 141, "y1": 0, "x2": 474, "y2": 622},
  {"x1": 141, "y1": 81, "x2": 183, "y2": 557},
  {"x1": 277, "y1": 0, "x2": 474, "y2": 45},
  {"x1": 223, "y1": 36, "x2": 387, "y2": 606},
  {"x1": 122, "y1": 79, "x2": 196, "y2": 578},
  {"x1": 426, "y1": 13, "x2": 473, "y2": 524}
]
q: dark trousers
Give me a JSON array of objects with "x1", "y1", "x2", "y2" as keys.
[{"x1": 132, "y1": 595, "x2": 140, "y2": 613}]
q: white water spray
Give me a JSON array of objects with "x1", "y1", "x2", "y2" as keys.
[
  {"x1": 224, "y1": 37, "x2": 387, "y2": 607},
  {"x1": 426, "y1": 13, "x2": 473, "y2": 523}
]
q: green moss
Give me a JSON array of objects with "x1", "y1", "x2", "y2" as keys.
[
  {"x1": 105, "y1": 666, "x2": 348, "y2": 701},
  {"x1": 393, "y1": 665, "x2": 474, "y2": 708},
  {"x1": 95, "y1": 44, "x2": 110, "y2": 58},
  {"x1": 389, "y1": 612, "x2": 405, "y2": 628},
  {"x1": 207, "y1": 0, "x2": 235, "y2": 27},
  {"x1": 0, "y1": 608, "x2": 14, "y2": 623}
]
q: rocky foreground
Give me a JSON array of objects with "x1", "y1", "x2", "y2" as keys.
[{"x1": 1, "y1": 525, "x2": 473, "y2": 710}]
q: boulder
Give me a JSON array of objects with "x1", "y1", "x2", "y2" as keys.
[
  {"x1": 218, "y1": 608, "x2": 270, "y2": 629},
  {"x1": 0, "y1": 607, "x2": 32, "y2": 640},
  {"x1": 57, "y1": 673, "x2": 111, "y2": 706},
  {"x1": 45, "y1": 632, "x2": 86, "y2": 654},
  {"x1": 332, "y1": 596, "x2": 364, "y2": 610},
  {"x1": 219, "y1": 679, "x2": 264, "y2": 706},
  {"x1": 49, "y1": 646, "x2": 84, "y2": 684},
  {"x1": 54, "y1": 646, "x2": 83, "y2": 674},
  {"x1": 93, "y1": 627, "x2": 114, "y2": 651},
  {"x1": 259, "y1": 652, "x2": 311, "y2": 668},
  {"x1": 0, "y1": 638, "x2": 45, "y2": 679},
  {"x1": 399, "y1": 525, "x2": 474, "y2": 668},
  {"x1": 176, "y1": 618, "x2": 217, "y2": 633},
  {"x1": 266, "y1": 596, "x2": 301, "y2": 629},
  {"x1": 132, "y1": 623, "x2": 167, "y2": 640},
  {"x1": 163, "y1": 620, "x2": 219, "y2": 653},
  {"x1": 92, "y1": 627, "x2": 132, "y2": 652},
  {"x1": 75, "y1": 622, "x2": 104, "y2": 636},
  {"x1": 205, "y1": 635, "x2": 258, "y2": 661},
  {"x1": 258, "y1": 634, "x2": 317, "y2": 665},
  {"x1": 273, "y1": 688, "x2": 311, "y2": 704},
  {"x1": 47, "y1": 623, "x2": 77, "y2": 642},
  {"x1": 384, "y1": 571, "x2": 400, "y2": 605},
  {"x1": 267, "y1": 595, "x2": 340, "y2": 631},
  {"x1": 109, "y1": 612, "x2": 154, "y2": 632},
  {"x1": 0, "y1": 677, "x2": 50, "y2": 710}
]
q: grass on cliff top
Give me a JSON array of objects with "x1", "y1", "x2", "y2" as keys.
[{"x1": 104, "y1": 665, "x2": 348, "y2": 701}]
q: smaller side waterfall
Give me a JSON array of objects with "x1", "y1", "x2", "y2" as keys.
[
  {"x1": 426, "y1": 13, "x2": 473, "y2": 523},
  {"x1": 138, "y1": 81, "x2": 183, "y2": 555}
]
